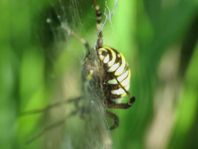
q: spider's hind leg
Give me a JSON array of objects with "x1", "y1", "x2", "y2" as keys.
[
  {"x1": 107, "y1": 96, "x2": 136, "y2": 109},
  {"x1": 106, "y1": 110, "x2": 119, "y2": 130}
]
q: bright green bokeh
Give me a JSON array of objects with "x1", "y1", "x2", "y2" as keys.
[{"x1": 0, "y1": 0, "x2": 197, "y2": 148}]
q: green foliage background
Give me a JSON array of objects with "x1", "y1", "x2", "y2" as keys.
[{"x1": 0, "y1": 0, "x2": 198, "y2": 148}]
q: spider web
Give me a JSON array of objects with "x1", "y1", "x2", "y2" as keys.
[{"x1": 25, "y1": 0, "x2": 119, "y2": 149}]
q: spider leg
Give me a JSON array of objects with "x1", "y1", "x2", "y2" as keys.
[
  {"x1": 93, "y1": 0, "x2": 103, "y2": 48},
  {"x1": 106, "y1": 110, "x2": 119, "y2": 130},
  {"x1": 113, "y1": 77, "x2": 136, "y2": 109},
  {"x1": 26, "y1": 109, "x2": 78, "y2": 144},
  {"x1": 21, "y1": 97, "x2": 81, "y2": 116},
  {"x1": 61, "y1": 23, "x2": 91, "y2": 52},
  {"x1": 107, "y1": 96, "x2": 136, "y2": 109},
  {"x1": 115, "y1": 77, "x2": 130, "y2": 95}
]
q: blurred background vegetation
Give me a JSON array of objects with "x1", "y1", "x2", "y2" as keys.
[{"x1": 0, "y1": 0, "x2": 198, "y2": 148}]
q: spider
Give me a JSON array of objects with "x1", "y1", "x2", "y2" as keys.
[
  {"x1": 22, "y1": 1, "x2": 136, "y2": 143},
  {"x1": 60, "y1": 0, "x2": 136, "y2": 130}
]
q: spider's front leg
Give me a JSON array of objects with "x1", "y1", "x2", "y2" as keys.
[
  {"x1": 107, "y1": 96, "x2": 136, "y2": 109},
  {"x1": 60, "y1": 23, "x2": 91, "y2": 52}
]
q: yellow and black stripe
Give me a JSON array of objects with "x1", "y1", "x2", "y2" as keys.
[
  {"x1": 97, "y1": 46, "x2": 131, "y2": 103},
  {"x1": 93, "y1": 0, "x2": 103, "y2": 48}
]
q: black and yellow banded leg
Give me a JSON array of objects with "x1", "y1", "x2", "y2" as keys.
[
  {"x1": 107, "y1": 96, "x2": 136, "y2": 109},
  {"x1": 93, "y1": 0, "x2": 103, "y2": 48}
]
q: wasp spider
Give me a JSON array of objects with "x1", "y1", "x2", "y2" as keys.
[
  {"x1": 24, "y1": 0, "x2": 136, "y2": 134},
  {"x1": 20, "y1": 1, "x2": 136, "y2": 145},
  {"x1": 62, "y1": 0, "x2": 136, "y2": 130}
]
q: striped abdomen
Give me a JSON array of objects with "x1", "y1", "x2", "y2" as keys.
[{"x1": 97, "y1": 46, "x2": 131, "y2": 103}]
